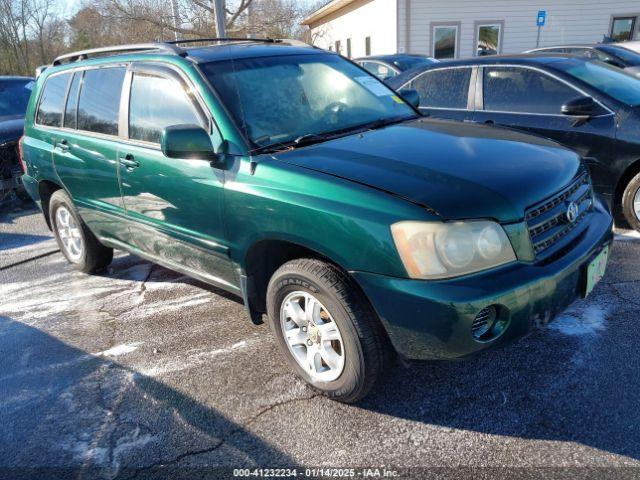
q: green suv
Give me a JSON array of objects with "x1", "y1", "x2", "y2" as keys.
[{"x1": 20, "y1": 39, "x2": 613, "y2": 402}]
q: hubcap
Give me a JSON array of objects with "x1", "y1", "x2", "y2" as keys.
[
  {"x1": 634, "y1": 187, "x2": 640, "y2": 222},
  {"x1": 280, "y1": 291, "x2": 345, "y2": 382},
  {"x1": 55, "y1": 206, "x2": 84, "y2": 262}
]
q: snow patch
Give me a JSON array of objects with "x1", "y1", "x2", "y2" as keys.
[
  {"x1": 615, "y1": 230, "x2": 640, "y2": 242},
  {"x1": 97, "y1": 342, "x2": 142, "y2": 357},
  {"x1": 141, "y1": 338, "x2": 257, "y2": 377},
  {"x1": 548, "y1": 303, "x2": 608, "y2": 337}
]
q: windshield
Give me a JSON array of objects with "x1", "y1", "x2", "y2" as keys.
[
  {"x1": 598, "y1": 45, "x2": 640, "y2": 67},
  {"x1": 561, "y1": 60, "x2": 640, "y2": 105},
  {"x1": 0, "y1": 79, "x2": 33, "y2": 117},
  {"x1": 392, "y1": 56, "x2": 437, "y2": 71},
  {"x1": 200, "y1": 53, "x2": 415, "y2": 150}
]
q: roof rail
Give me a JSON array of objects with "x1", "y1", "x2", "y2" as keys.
[
  {"x1": 166, "y1": 37, "x2": 315, "y2": 48},
  {"x1": 52, "y1": 42, "x2": 184, "y2": 66},
  {"x1": 51, "y1": 38, "x2": 315, "y2": 67},
  {"x1": 165, "y1": 37, "x2": 279, "y2": 45}
]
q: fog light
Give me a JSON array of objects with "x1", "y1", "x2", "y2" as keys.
[{"x1": 472, "y1": 305, "x2": 498, "y2": 340}]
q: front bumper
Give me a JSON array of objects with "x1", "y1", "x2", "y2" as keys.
[{"x1": 352, "y1": 198, "x2": 614, "y2": 360}]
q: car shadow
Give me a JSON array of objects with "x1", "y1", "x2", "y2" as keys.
[
  {"x1": 0, "y1": 232, "x2": 53, "y2": 251},
  {"x1": 360, "y1": 320, "x2": 640, "y2": 461},
  {"x1": 0, "y1": 315, "x2": 292, "y2": 478}
]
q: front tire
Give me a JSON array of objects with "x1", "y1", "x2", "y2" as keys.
[
  {"x1": 49, "y1": 190, "x2": 113, "y2": 273},
  {"x1": 621, "y1": 172, "x2": 640, "y2": 232},
  {"x1": 266, "y1": 258, "x2": 388, "y2": 403}
]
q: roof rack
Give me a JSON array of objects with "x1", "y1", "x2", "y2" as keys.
[
  {"x1": 166, "y1": 37, "x2": 314, "y2": 48},
  {"x1": 52, "y1": 38, "x2": 314, "y2": 66},
  {"x1": 52, "y1": 43, "x2": 184, "y2": 66},
  {"x1": 166, "y1": 37, "x2": 279, "y2": 45}
]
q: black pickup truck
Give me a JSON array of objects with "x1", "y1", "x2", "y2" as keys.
[{"x1": 1, "y1": 76, "x2": 34, "y2": 203}]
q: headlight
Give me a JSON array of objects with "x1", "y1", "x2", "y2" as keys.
[{"x1": 390, "y1": 221, "x2": 516, "y2": 279}]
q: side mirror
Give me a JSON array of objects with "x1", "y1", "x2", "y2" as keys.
[
  {"x1": 161, "y1": 124, "x2": 218, "y2": 161},
  {"x1": 561, "y1": 96, "x2": 597, "y2": 117},
  {"x1": 399, "y1": 88, "x2": 420, "y2": 109}
]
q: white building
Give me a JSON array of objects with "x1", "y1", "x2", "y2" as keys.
[{"x1": 302, "y1": 0, "x2": 640, "y2": 60}]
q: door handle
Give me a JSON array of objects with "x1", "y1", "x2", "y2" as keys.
[
  {"x1": 56, "y1": 139, "x2": 70, "y2": 152},
  {"x1": 119, "y1": 154, "x2": 139, "y2": 169}
]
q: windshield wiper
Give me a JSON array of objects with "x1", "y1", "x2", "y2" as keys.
[
  {"x1": 254, "y1": 115, "x2": 417, "y2": 154},
  {"x1": 256, "y1": 133, "x2": 332, "y2": 153}
]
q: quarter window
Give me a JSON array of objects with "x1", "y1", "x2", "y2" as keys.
[
  {"x1": 611, "y1": 16, "x2": 636, "y2": 41},
  {"x1": 432, "y1": 25, "x2": 458, "y2": 59},
  {"x1": 36, "y1": 73, "x2": 71, "y2": 127},
  {"x1": 63, "y1": 72, "x2": 82, "y2": 129},
  {"x1": 476, "y1": 23, "x2": 502, "y2": 56},
  {"x1": 408, "y1": 68, "x2": 471, "y2": 109},
  {"x1": 483, "y1": 67, "x2": 578, "y2": 114},
  {"x1": 77, "y1": 67, "x2": 126, "y2": 136},
  {"x1": 128, "y1": 72, "x2": 206, "y2": 144}
]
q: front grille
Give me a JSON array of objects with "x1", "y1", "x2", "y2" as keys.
[
  {"x1": 0, "y1": 141, "x2": 20, "y2": 180},
  {"x1": 526, "y1": 168, "x2": 593, "y2": 261}
]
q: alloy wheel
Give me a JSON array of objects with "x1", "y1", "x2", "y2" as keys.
[
  {"x1": 55, "y1": 206, "x2": 84, "y2": 262},
  {"x1": 280, "y1": 291, "x2": 345, "y2": 382}
]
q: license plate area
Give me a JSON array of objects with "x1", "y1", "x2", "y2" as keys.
[{"x1": 583, "y1": 245, "x2": 609, "y2": 298}]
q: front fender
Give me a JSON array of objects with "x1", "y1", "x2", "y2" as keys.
[{"x1": 223, "y1": 157, "x2": 435, "y2": 277}]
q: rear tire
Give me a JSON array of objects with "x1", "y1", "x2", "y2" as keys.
[
  {"x1": 621, "y1": 172, "x2": 640, "y2": 233},
  {"x1": 266, "y1": 258, "x2": 388, "y2": 403},
  {"x1": 49, "y1": 190, "x2": 113, "y2": 273}
]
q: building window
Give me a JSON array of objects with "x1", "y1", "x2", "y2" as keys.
[
  {"x1": 347, "y1": 38, "x2": 352, "y2": 58},
  {"x1": 610, "y1": 16, "x2": 636, "y2": 41},
  {"x1": 432, "y1": 25, "x2": 458, "y2": 59},
  {"x1": 335, "y1": 40, "x2": 342, "y2": 55},
  {"x1": 365, "y1": 36, "x2": 371, "y2": 56},
  {"x1": 475, "y1": 22, "x2": 503, "y2": 56}
]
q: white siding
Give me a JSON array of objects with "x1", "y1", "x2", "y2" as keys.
[
  {"x1": 398, "y1": 0, "x2": 640, "y2": 58},
  {"x1": 309, "y1": 0, "x2": 398, "y2": 57}
]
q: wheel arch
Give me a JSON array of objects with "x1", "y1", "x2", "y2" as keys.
[
  {"x1": 38, "y1": 179, "x2": 63, "y2": 230},
  {"x1": 242, "y1": 238, "x2": 376, "y2": 322}
]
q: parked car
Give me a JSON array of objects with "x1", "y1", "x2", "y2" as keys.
[
  {"x1": 525, "y1": 42, "x2": 640, "y2": 77},
  {"x1": 21, "y1": 40, "x2": 612, "y2": 402},
  {"x1": 354, "y1": 54, "x2": 438, "y2": 81},
  {"x1": 388, "y1": 54, "x2": 640, "y2": 231},
  {"x1": 1, "y1": 76, "x2": 33, "y2": 202}
]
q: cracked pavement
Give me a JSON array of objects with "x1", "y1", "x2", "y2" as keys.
[{"x1": 2, "y1": 204, "x2": 640, "y2": 479}]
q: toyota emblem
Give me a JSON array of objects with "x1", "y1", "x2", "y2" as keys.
[{"x1": 566, "y1": 202, "x2": 579, "y2": 223}]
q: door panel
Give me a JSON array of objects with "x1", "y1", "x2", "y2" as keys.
[
  {"x1": 474, "y1": 66, "x2": 617, "y2": 194},
  {"x1": 118, "y1": 66, "x2": 236, "y2": 290},
  {"x1": 51, "y1": 67, "x2": 130, "y2": 242}
]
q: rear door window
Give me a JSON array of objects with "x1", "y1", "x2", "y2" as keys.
[
  {"x1": 36, "y1": 73, "x2": 72, "y2": 127},
  {"x1": 483, "y1": 66, "x2": 578, "y2": 114},
  {"x1": 128, "y1": 72, "x2": 208, "y2": 145},
  {"x1": 77, "y1": 67, "x2": 126, "y2": 136},
  {"x1": 408, "y1": 68, "x2": 471, "y2": 109}
]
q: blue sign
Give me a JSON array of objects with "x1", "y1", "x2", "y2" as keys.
[{"x1": 537, "y1": 10, "x2": 546, "y2": 27}]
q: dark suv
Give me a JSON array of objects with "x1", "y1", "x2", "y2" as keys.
[
  {"x1": 1, "y1": 76, "x2": 33, "y2": 202},
  {"x1": 21, "y1": 39, "x2": 613, "y2": 402}
]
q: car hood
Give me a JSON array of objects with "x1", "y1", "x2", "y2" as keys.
[
  {"x1": 0, "y1": 115, "x2": 24, "y2": 145},
  {"x1": 275, "y1": 119, "x2": 580, "y2": 223}
]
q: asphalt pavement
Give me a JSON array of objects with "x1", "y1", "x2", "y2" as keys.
[{"x1": 2, "y1": 202, "x2": 640, "y2": 479}]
